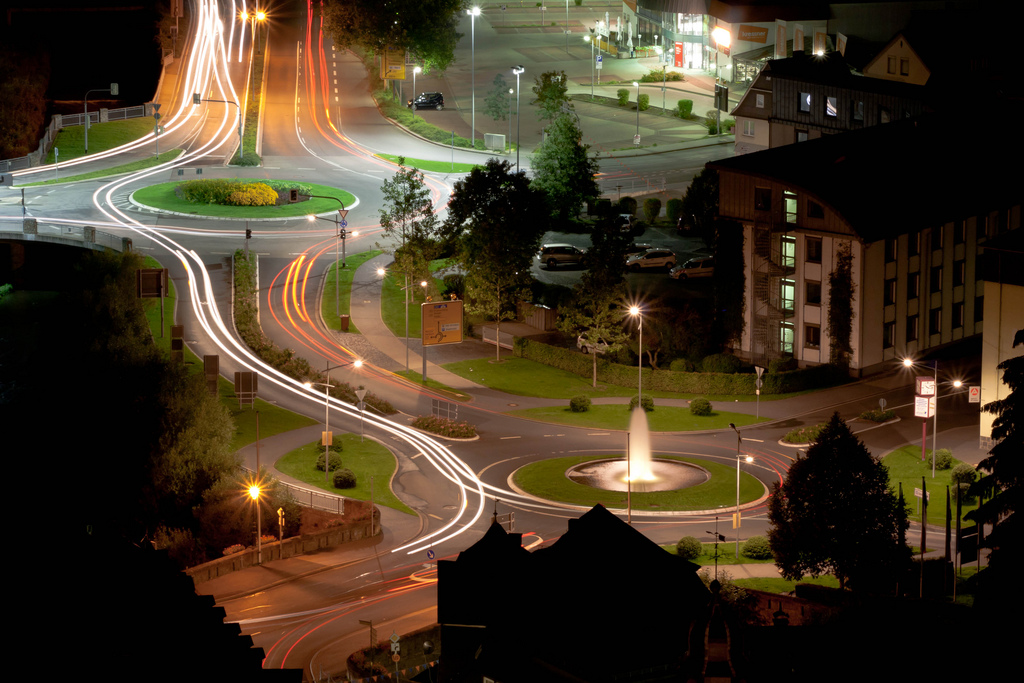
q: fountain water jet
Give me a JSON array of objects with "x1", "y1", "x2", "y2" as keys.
[{"x1": 627, "y1": 407, "x2": 656, "y2": 481}]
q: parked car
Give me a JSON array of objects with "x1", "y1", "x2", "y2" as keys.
[
  {"x1": 537, "y1": 243, "x2": 586, "y2": 269},
  {"x1": 624, "y1": 242, "x2": 654, "y2": 258},
  {"x1": 626, "y1": 248, "x2": 676, "y2": 272},
  {"x1": 670, "y1": 257, "x2": 715, "y2": 280},
  {"x1": 408, "y1": 92, "x2": 444, "y2": 110},
  {"x1": 576, "y1": 335, "x2": 610, "y2": 354}
]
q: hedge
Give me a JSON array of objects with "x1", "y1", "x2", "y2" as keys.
[{"x1": 513, "y1": 338, "x2": 848, "y2": 396}]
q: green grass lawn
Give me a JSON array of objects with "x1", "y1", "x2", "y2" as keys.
[
  {"x1": 733, "y1": 575, "x2": 840, "y2": 592},
  {"x1": 512, "y1": 454, "x2": 764, "y2": 512},
  {"x1": 394, "y1": 370, "x2": 472, "y2": 401},
  {"x1": 23, "y1": 149, "x2": 185, "y2": 187},
  {"x1": 274, "y1": 434, "x2": 416, "y2": 515},
  {"x1": 45, "y1": 116, "x2": 160, "y2": 163},
  {"x1": 660, "y1": 542, "x2": 775, "y2": 565},
  {"x1": 508, "y1": 403, "x2": 764, "y2": 432},
  {"x1": 132, "y1": 180, "x2": 356, "y2": 218},
  {"x1": 321, "y1": 250, "x2": 382, "y2": 334},
  {"x1": 883, "y1": 446, "x2": 978, "y2": 526},
  {"x1": 374, "y1": 153, "x2": 481, "y2": 174},
  {"x1": 380, "y1": 259, "x2": 453, "y2": 338}
]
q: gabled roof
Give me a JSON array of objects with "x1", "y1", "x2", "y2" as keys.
[{"x1": 709, "y1": 113, "x2": 1023, "y2": 243}]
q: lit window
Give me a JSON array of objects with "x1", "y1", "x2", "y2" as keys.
[
  {"x1": 796, "y1": 130, "x2": 808, "y2": 142},
  {"x1": 756, "y1": 93, "x2": 765, "y2": 108},
  {"x1": 743, "y1": 120, "x2": 755, "y2": 136},
  {"x1": 781, "y1": 322, "x2": 794, "y2": 354},
  {"x1": 781, "y1": 235, "x2": 796, "y2": 267},
  {"x1": 784, "y1": 192, "x2": 797, "y2": 224},
  {"x1": 826, "y1": 96, "x2": 838, "y2": 117},
  {"x1": 781, "y1": 279, "x2": 795, "y2": 312},
  {"x1": 799, "y1": 92, "x2": 811, "y2": 113}
]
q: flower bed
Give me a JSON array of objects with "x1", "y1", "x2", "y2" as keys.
[{"x1": 412, "y1": 415, "x2": 477, "y2": 439}]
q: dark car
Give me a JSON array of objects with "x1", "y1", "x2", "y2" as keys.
[{"x1": 408, "y1": 92, "x2": 444, "y2": 110}]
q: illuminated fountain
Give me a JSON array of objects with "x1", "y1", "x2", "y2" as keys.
[{"x1": 566, "y1": 408, "x2": 709, "y2": 493}]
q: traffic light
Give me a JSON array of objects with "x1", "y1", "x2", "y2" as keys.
[
  {"x1": 245, "y1": 228, "x2": 252, "y2": 239},
  {"x1": 192, "y1": 93, "x2": 201, "y2": 105},
  {"x1": 715, "y1": 84, "x2": 729, "y2": 111}
]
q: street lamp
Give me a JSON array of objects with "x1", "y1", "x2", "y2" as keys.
[
  {"x1": 903, "y1": 358, "x2": 962, "y2": 477},
  {"x1": 512, "y1": 65, "x2": 525, "y2": 172},
  {"x1": 84, "y1": 84, "x2": 117, "y2": 153},
  {"x1": 248, "y1": 482, "x2": 262, "y2": 564},
  {"x1": 585, "y1": 35, "x2": 595, "y2": 97},
  {"x1": 305, "y1": 201, "x2": 352, "y2": 318},
  {"x1": 411, "y1": 66, "x2": 422, "y2": 117},
  {"x1": 729, "y1": 423, "x2": 754, "y2": 558},
  {"x1": 193, "y1": 93, "x2": 242, "y2": 162},
  {"x1": 565, "y1": 0, "x2": 570, "y2": 54},
  {"x1": 628, "y1": 305, "x2": 642, "y2": 405},
  {"x1": 377, "y1": 267, "x2": 421, "y2": 372},
  {"x1": 304, "y1": 378, "x2": 336, "y2": 483},
  {"x1": 633, "y1": 80, "x2": 641, "y2": 139},
  {"x1": 508, "y1": 87, "x2": 514, "y2": 153},
  {"x1": 468, "y1": 7, "x2": 480, "y2": 149}
]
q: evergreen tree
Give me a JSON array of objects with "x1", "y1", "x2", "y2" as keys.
[
  {"x1": 530, "y1": 112, "x2": 599, "y2": 221},
  {"x1": 531, "y1": 70, "x2": 571, "y2": 122},
  {"x1": 483, "y1": 73, "x2": 512, "y2": 122}
]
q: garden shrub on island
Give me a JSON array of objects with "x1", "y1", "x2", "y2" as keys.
[
  {"x1": 412, "y1": 415, "x2": 477, "y2": 438},
  {"x1": 783, "y1": 423, "x2": 826, "y2": 444},
  {"x1": 689, "y1": 397, "x2": 712, "y2": 416},
  {"x1": 742, "y1": 535, "x2": 772, "y2": 560},
  {"x1": 569, "y1": 395, "x2": 591, "y2": 413},
  {"x1": 333, "y1": 468, "x2": 357, "y2": 489}
]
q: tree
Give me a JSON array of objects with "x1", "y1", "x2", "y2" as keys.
[
  {"x1": 320, "y1": 0, "x2": 463, "y2": 72},
  {"x1": 767, "y1": 412, "x2": 911, "y2": 592},
  {"x1": 680, "y1": 166, "x2": 719, "y2": 248},
  {"x1": 443, "y1": 159, "x2": 549, "y2": 360},
  {"x1": 827, "y1": 241, "x2": 855, "y2": 367},
  {"x1": 378, "y1": 158, "x2": 442, "y2": 291},
  {"x1": 530, "y1": 112, "x2": 599, "y2": 221},
  {"x1": 531, "y1": 70, "x2": 571, "y2": 122},
  {"x1": 483, "y1": 73, "x2": 511, "y2": 122},
  {"x1": 967, "y1": 329, "x2": 1024, "y2": 606}
]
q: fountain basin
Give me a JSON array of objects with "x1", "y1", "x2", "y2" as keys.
[{"x1": 566, "y1": 458, "x2": 710, "y2": 493}]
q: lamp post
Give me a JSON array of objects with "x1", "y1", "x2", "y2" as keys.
[
  {"x1": 628, "y1": 306, "x2": 642, "y2": 404},
  {"x1": 565, "y1": 0, "x2": 570, "y2": 54},
  {"x1": 193, "y1": 93, "x2": 242, "y2": 162},
  {"x1": 512, "y1": 65, "x2": 525, "y2": 172},
  {"x1": 903, "y1": 358, "x2": 962, "y2": 477},
  {"x1": 633, "y1": 80, "x2": 641, "y2": 139},
  {"x1": 468, "y1": 7, "x2": 480, "y2": 149},
  {"x1": 304, "y1": 377, "x2": 336, "y2": 483},
  {"x1": 411, "y1": 65, "x2": 422, "y2": 116},
  {"x1": 306, "y1": 211, "x2": 354, "y2": 317},
  {"x1": 378, "y1": 267, "x2": 422, "y2": 372},
  {"x1": 248, "y1": 483, "x2": 262, "y2": 564},
  {"x1": 508, "y1": 87, "x2": 514, "y2": 153},
  {"x1": 355, "y1": 386, "x2": 367, "y2": 442},
  {"x1": 585, "y1": 35, "x2": 595, "y2": 97},
  {"x1": 84, "y1": 84, "x2": 117, "y2": 153},
  {"x1": 729, "y1": 423, "x2": 754, "y2": 558}
]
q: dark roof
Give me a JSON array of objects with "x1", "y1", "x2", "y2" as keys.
[
  {"x1": 709, "y1": 0, "x2": 830, "y2": 23},
  {"x1": 710, "y1": 113, "x2": 1023, "y2": 243},
  {"x1": 763, "y1": 51, "x2": 925, "y2": 99}
]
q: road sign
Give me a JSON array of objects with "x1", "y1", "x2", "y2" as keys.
[
  {"x1": 969, "y1": 386, "x2": 980, "y2": 403},
  {"x1": 339, "y1": 219, "x2": 347, "y2": 229},
  {"x1": 596, "y1": 55, "x2": 603, "y2": 70},
  {"x1": 633, "y1": 134, "x2": 641, "y2": 146},
  {"x1": 879, "y1": 397, "x2": 887, "y2": 410},
  {"x1": 338, "y1": 209, "x2": 349, "y2": 220},
  {"x1": 392, "y1": 654, "x2": 400, "y2": 662},
  {"x1": 390, "y1": 632, "x2": 399, "y2": 644},
  {"x1": 914, "y1": 396, "x2": 936, "y2": 418},
  {"x1": 421, "y1": 300, "x2": 464, "y2": 346},
  {"x1": 427, "y1": 549, "x2": 435, "y2": 560}
]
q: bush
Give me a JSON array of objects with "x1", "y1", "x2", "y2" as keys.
[
  {"x1": 618, "y1": 196, "x2": 637, "y2": 216},
  {"x1": 226, "y1": 182, "x2": 278, "y2": 206},
  {"x1": 638, "y1": 93, "x2": 650, "y2": 111},
  {"x1": 742, "y1": 535, "x2": 773, "y2": 560},
  {"x1": 768, "y1": 357, "x2": 798, "y2": 374},
  {"x1": 642, "y1": 198, "x2": 661, "y2": 223},
  {"x1": 617, "y1": 88, "x2": 630, "y2": 106},
  {"x1": 569, "y1": 395, "x2": 591, "y2": 413},
  {"x1": 666, "y1": 198, "x2": 683, "y2": 224},
  {"x1": 333, "y1": 468, "x2": 357, "y2": 489},
  {"x1": 689, "y1": 397, "x2": 712, "y2": 416},
  {"x1": 640, "y1": 70, "x2": 683, "y2": 83},
  {"x1": 858, "y1": 408, "x2": 896, "y2": 423},
  {"x1": 676, "y1": 536, "x2": 703, "y2": 560},
  {"x1": 722, "y1": 118, "x2": 735, "y2": 132},
  {"x1": 783, "y1": 423, "x2": 826, "y2": 444},
  {"x1": 315, "y1": 444, "x2": 344, "y2": 472},
  {"x1": 933, "y1": 448, "x2": 954, "y2": 470},
  {"x1": 442, "y1": 273, "x2": 465, "y2": 299},
  {"x1": 412, "y1": 415, "x2": 477, "y2": 438},
  {"x1": 702, "y1": 353, "x2": 742, "y2": 374},
  {"x1": 629, "y1": 395, "x2": 654, "y2": 412},
  {"x1": 669, "y1": 358, "x2": 695, "y2": 372},
  {"x1": 951, "y1": 463, "x2": 978, "y2": 504},
  {"x1": 677, "y1": 99, "x2": 693, "y2": 118}
]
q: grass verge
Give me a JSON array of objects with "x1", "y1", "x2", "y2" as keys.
[
  {"x1": 44, "y1": 116, "x2": 160, "y2": 164},
  {"x1": 321, "y1": 250, "x2": 383, "y2": 334},
  {"x1": 394, "y1": 370, "x2": 472, "y2": 401},
  {"x1": 274, "y1": 434, "x2": 416, "y2": 515},
  {"x1": 23, "y1": 149, "x2": 185, "y2": 187},
  {"x1": 883, "y1": 445, "x2": 978, "y2": 526},
  {"x1": 733, "y1": 575, "x2": 841, "y2": 592},
  {"x1": 132, "y1": 180, "x2": 356, "y2": 218},
  {"x1": 374, "y1": 153, "x2": 482, "y2": 174},
  {"x1": 508, "y1": 403, "x2": 763, "y2": 431},
  {"x1": 512, "y1": 454, "x2": 764, "y2": 512},
  {"x1": 660, "y1": 543, "x2": 774, "y2": 565},
  {"x1": 380, "y1": 259, "x2": 453, "y2": 338}
]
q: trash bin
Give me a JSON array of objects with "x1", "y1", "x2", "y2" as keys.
[{"x1": 339, "y1": 314, "x2": 350, "y2": 332}]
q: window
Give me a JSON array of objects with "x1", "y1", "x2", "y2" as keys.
[
  {"x1": 908, "y1": 231, "x2": 921, "y2": 257},
  {"x1": 953, "y1": 260, "x2": 966, "y2": 287},
  {"x1": 805, "y1": 325, "x2": 821, "y2": 348},
  {"x1": 754, "y1": 187, "x2": 772, "y2": 211},
  {"x1": 883, "y1": 322, "x2": 895, "y2": 349},
  {"x1": 929, "y1": 308, "x2": 942, "y2": 336},
  {"x1": 907, "y1": 314, "x2": 919, "y2": 342},
  {"x1": 953, "y1": 302, "x2": 964, "y2": 330},
  {"x1": 756, "y1": 93, "x2": 765, "y2": 108},
  {"x1": 887, "y1": 56, "x2": 897, "y2": 74},
  {"x1": 884, "y1": 278, "x2": 897, "y2": 306},
  {"x1": 781, "y1": 235, "x2": 796, "y2": 267},
  {"x1": 807, "y1": 200, "x2": 824, "y2": 219},
  {"x1": 781, "y1": 322, "x2": 794, "y2": 354},
  {"x1": 880, "y1": 107, "x2": 891, "y2": 124},
  {"x1": 975, "y1": 295, "x2": 985, "y2": 322},
  {"x1": 933, "y1": 226, "x2": 944, "y2": 250},
  {"x1": 852, "y1": 100, "x2": 864, "y2": 122},
  {"x1": 885, "y1": 238, "x2": 897, "y2": 263},
  {"x1": 930, "y1": 266, "x2": 943, "y2": 292},
  {"x1": 796, "y1": 129, "x2": 809, "y2": 142},
  {"x1": 806, "y1": 237, "x2": 822, "y2": 263},
  {"x1": 784, "y1": 191, "x2": 797, "y2": 223},
  {"x1": 826, "y1": 96, "x2": 838, "y2": 117},
  {"x1": 799, "y1": 92, "x2": 812, "y2": 113},
  {"x1": 743, "y1": 120, "x2": 755, "y2": 136},
  {"x1": 908, "y1": 273, "x2": 920, "y2": 299},
  {"x1": 806, "y1": 280, "x2": 822, "y2": 305},
  {"x1": 954, "y1": 221, "x2": 966, "y2": 244},
  {"x1": 900, "y1": 58, "x2": 910, "y2": 76},
  {"x1": 781, "y1": 279, "x2": 795, "y2": 312}
]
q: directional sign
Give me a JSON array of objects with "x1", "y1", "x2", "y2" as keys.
[
  {"x1": 427, "y1": 549, "x2": 435, "y2": 560},
  {"x1": 969, "y1": 386, "x2": 980, "y2": 403},
  {"x1": 422, "y1": 300, "x2": 463, "y2": 346}
]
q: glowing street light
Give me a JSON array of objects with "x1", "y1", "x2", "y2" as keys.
[
  {"x1": 512, "y1": 65, "x2": 525, "y2": 172},
  {"x1": 628, "y1": 305, "x2": 642, "y2": 404},
  {"x1": 729, "y1": 423, "x2": 754, "y2": 558},
  {"x1": 248, "y1": 482, "x2": 263, "y2": 564},
  {"x1": 585, "y1": 35, "x2": 595, "y2": 97},
  {"x1": 411, "y1": 66, "x2": 422, "y2": 118},
  {"x1": 903, "y1": 357, "x2": 963, "y2": 477}
]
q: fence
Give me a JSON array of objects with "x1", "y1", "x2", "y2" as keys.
[
  {"x1": 482, "y1": 325, "x2": 514, "y2": 350},
  {"x1": 431, "y1": 398, "x2": 458, "y2": 421},
  {"x1": 2, "y1": 218, "x2": 132, "y2": 252}
]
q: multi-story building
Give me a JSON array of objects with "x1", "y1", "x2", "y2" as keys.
[{"x1": 708, "y1": 113, "x2": 1021, "y2": 376}]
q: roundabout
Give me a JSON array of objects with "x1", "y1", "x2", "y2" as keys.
[{"x1": 129, "y1": 178, "x2": 358, "y2": 220}]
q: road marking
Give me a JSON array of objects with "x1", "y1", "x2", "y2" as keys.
[
  {"x1": 588, "y1": 432, "x2": 611, "y2": 436},
  {"x1": 411, "y1": 452, "x2": 424, "y2": 459},
  {"x1": 500, "y1": 436, "x2": 521, "y2": 440},
  {"x1": 428, "y1": 513, "x2": 442, "y2": 520},
  {"x1": 543, "y1": 434, "x2": 566, "y2": 437}
]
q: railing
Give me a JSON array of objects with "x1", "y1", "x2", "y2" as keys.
[{"x1": 1, "y1": 218, "x2": 131, "y2": 252}]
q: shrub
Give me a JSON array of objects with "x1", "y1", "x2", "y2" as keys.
[
  {"x1": 333, "y1": 468, "x2": 357, "y2": 489},
  {"x1": 669, "y1": 358, "x2": 695, "y2": 372},
  {"x1": 951, "y1": 463, "x2": 977, "y2": 503},
  {"x1": 722, "y1": 118, "x2": 735, "y2": 132},
  {"x1": 933, "y1": 448, "x2": 954, "y2": 470},
  {"x1": 412, "y1": 415, "x2": 477, "y2": 438},
  {"x1": 226, "y1": 182, "x2": 278, "y2": 206},
  {"x1": 315, "y1": 443, "x2": 344, "y2": 472},
  {"x1": 742, "y1": 535, "x2": 773, "y2": 560},
  {"x1": 666, "y1": 198, "x2": 683, "y2": 223},
  {"x1": 702, "y1": 353, "x2": 742, "y2": 374},
  {"x1": 629, "y1": 395, "x2": 655, "y2": 412},
  {"x1": 640, "y1": 70, "x2": 683, "y2": 83},
  {"x1": 858, "y1": 408, "x2": 896, "y2": 423},
  {"x1": 676, "y1": 536, "x2": 703, "y2": 560},
  {"x1": 638, "y1": 93, "x2": 650, "y2": 111},
  {"x1": 677, "y1": 99, "x2": 693, "y2": 118},
  {"x1": 442, "y1": 273, "x2": 465, "y2": 299},
  {"x1": 617, "y1": 88, "x2": 630, "y2": 106},
  {"x1": 642, "y1": 198, "x2": 661, "y2": 223},
  {"x1": 689, "y1": 397, "x2": 712, "y2": 416},
  {"x1": 783, "y1": 423, "x2": 826, "y2": 444},
  {"x1": 618, "y1": 196, "x2": 637, "y2": 216},
  {"x1": 569, "y1": 395, "x2": 591, "y2": 413},
  {"x1": 768, "y1": 357, "x2": 798, "y2": 374}
]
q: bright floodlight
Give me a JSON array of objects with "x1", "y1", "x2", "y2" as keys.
[
  {"x1": 376, "y1": 267, "x2": 386, "y2": 276},
  {"x1": 628, "y1": 305, "x2": 640, "y2": 316},
  {"x1": 469, "y1": 6, "x2": 480, "y2": 16},
  {"x1": 954, "y1": 380, "x2": 963, "y2": 387},
  {"x1": 354, "y1": 359, "x2": 363, "y2": 368},
  {"x1": 711, "y1": 26, "x2": 731, "y2": 48},
  {"x1": 256, "y1": 11, "x2": 266, "y2": 21},
  {"x1": 903, "y1": 358, "x2": 914, "y2": 367},
  {"x1": 306, "y1": 214, "x2": 315, "y2": 221},
  {"x1": 248, "y1": 485, "x2": 261, "y2": 500}
]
